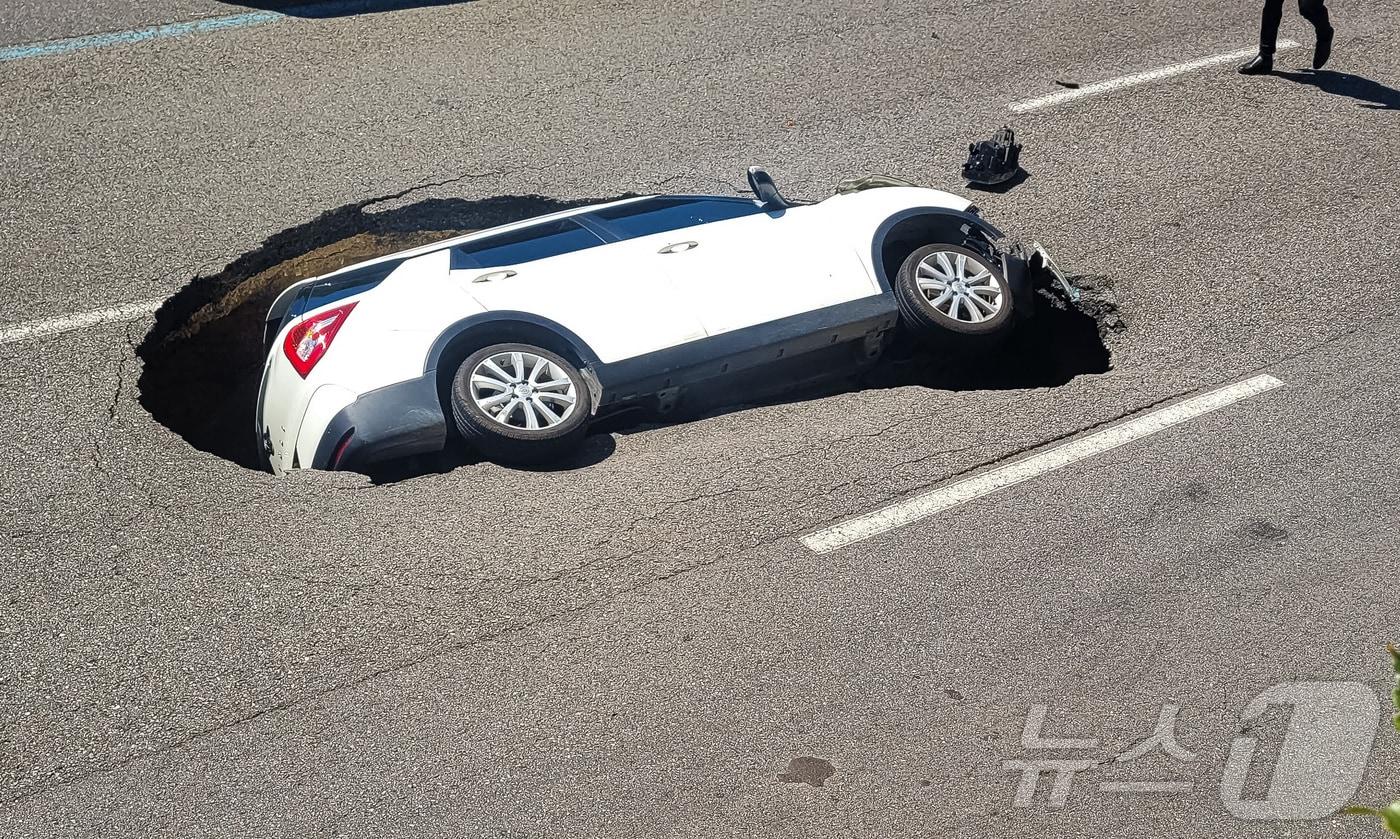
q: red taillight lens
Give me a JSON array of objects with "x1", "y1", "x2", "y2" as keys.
[{"x1": 283, "y1": 302, "x2": 356, "y2": 378}]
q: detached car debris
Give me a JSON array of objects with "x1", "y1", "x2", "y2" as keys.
[
  {"x1": 1029, "y1": 242, "x2": 1079, "y2": 302},
  {"x1": 962, "y1": 126, "x2": 1023, "y2": 186},
  {"x1": 257, "y1": 167, "x2": 1068, "y2": 473}
]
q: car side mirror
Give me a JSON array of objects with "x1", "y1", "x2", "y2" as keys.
[{"x1": 747, "y1": 166, "x2": 792, "y2": 210}]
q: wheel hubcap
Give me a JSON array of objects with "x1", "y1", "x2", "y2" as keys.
[
  {"x1": 469, "y1": 350, "x2": 578, "y2": 430},
  {"x1": 915, "y1": 251, "x2": 1004, "y2": 323}
]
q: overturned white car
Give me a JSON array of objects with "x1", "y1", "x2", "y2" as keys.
[{"x1": 257, "y1": 168, "x2": 1053, "y2": 473}]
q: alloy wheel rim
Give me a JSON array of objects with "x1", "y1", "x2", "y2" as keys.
[
  {"x1": 469, "y1": 351, "x2": 578, "y2": 430},
  {"x1": 915, "y1": 250, "x2": 1004, "y2": 323}
]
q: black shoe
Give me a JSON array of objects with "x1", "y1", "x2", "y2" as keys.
[
  {"x1": 1314, "y1": 26, "x2": 1334, "y2": 69},
  {"x1": 1239, "y1": 54, "x2": 1273, "y2": 75}
]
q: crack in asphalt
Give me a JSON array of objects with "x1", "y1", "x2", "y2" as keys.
[
  {"x1": 810, "y1": 443, "x2": 979, "y2": 504},
  {"x1": 356, "y1": 169, "x2": 508, "y2": 212},
  {"x1": 108, "y1": 322, "x2": 138, "y2": 423},
  {"x1": 71, "y1": 323, "x2": 184, "y2": 563},
  {"x1": 647, "y1": 170, "x2": 746, "y2": 196}
]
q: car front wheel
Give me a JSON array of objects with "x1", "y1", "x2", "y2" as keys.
[
  {"x1": 894, "y1": 243, "x2": 1014, "y2": 340},
  {"x1": 450, "y1": 343, "x2": 592, "y2": 464}
]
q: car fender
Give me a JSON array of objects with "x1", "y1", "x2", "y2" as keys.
[
  {"x1": 866, "y1": 206, "x2": 1007, "y2": 292},
  {"x1": 858, "y1": 202, "x2": 1034, "y2": 322},
  {"x1": 423, "y1": 310, "x2": 604, "y2": 374},
  {"x1": 424, "y1": 310, "x2": 608, "y2": 413}
]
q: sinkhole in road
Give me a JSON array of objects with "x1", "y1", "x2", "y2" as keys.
[
  {"x1": 136, "y1": 192, "x2": 627, "y2": 471},
  {"x1": 136, "y1": 192, "x2": 1122, "y2": 476}
]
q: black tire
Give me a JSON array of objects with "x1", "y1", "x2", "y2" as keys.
[
  {"x1": 893, "y1": 243, "x2": 1015, "y2": 342},
  {"x1": 451, "y1": 342, "x2": 592, "y2": 465}
]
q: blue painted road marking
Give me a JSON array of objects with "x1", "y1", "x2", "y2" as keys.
[
  {"x1": 0, "y1": 2, "x2": 450, "y2": 63},
  {"x1": 0, "y1": 12, "x2": 286, "y2": 63}
]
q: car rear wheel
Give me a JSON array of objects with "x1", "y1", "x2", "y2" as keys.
[
  {"x1": 894, "y1": 243, "x2": 1014, "y2": 341},
  {"x1": 451, "y1": 343, "x2": 592, "y2": 464}
]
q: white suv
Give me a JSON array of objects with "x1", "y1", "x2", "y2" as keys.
[{"x1": 256, "y1": 169, "x2": 1043, "y2": 473}]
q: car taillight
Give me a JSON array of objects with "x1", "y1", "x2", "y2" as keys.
[{"x1": 283, "y1": 302, "x2": 356, "y2": 378}]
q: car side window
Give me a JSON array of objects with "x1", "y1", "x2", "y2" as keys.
[
  {"x1": 590, "y1": 197, "x2": 765, "y2": 239},
  {"x1": 453, "y1": 218, "x2": 605, "y2": 269}
]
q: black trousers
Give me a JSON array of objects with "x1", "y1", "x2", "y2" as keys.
[{"x1": 1260, "y1": 0, "x2": 1331, "y2": 56}]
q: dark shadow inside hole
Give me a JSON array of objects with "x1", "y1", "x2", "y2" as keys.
[
  {"x1": 860, "y1": 282, "x2": 1116, "y2": 390},
  {"x1": 138, "y1": 189, "x2": 1122, "y2": 481}
]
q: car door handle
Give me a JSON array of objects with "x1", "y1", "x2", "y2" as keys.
[
  {"x1": 471, "y1": 269, "x2": 517, "y2": 284},
  {"x1": 658, "y1": 241, "x2": 698, "y2": 254}
]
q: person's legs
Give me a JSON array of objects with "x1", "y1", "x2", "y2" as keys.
[
  {"x1": 1243, "y1": 0, "x2": 1287, "y2": 73},
  {"x1": 1259, "y1": 0, "x2": 1287, "y2": 57},
  {"x1": 1300, "y1": 0, "x2": 1334, "y2": 68},
  {"x1": 1299, "y1": 0, "x2": 1331, "y2": 31}
]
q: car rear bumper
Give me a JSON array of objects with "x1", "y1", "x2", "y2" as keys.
[{"x1": 309, "y1": 374, "x2": 448, "y2": 471}]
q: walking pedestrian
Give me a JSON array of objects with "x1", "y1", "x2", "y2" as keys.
[{"x1": 1239, "y1": 0, "x2": 1334, "y2": 74}]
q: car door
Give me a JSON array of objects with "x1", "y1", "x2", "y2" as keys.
[
  {"x1": 455, "y1": 216, "x2": 707, "y2": 363},
  {"x1": 588, "y1": 198, "x2": 877, "y2": 336}
]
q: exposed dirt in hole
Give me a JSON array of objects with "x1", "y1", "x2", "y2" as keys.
[
  {"x1": 138, "y1": 192, "x2": 1124, "y2": 475},
  {"x1": 137, "y1": 194, "x2": 625, "y2": 469}
]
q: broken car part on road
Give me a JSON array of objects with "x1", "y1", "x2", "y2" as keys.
[{"x1": 962, "y1": 126, "x2": 1024, "y2": 187}]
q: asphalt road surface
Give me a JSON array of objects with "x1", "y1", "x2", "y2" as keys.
[{"x1": 3, "y1": 0, "x2": 1400, "y2": 836}]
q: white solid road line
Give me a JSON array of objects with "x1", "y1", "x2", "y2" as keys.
[
  {"x1": 1009, "y1": 41, "x2": 1301, "y2": 113},
  {"x1": 801, "y1": 374, "x2": 1286, "y2": 554},
  {"x1": 0, "y1": 298, "x2": 163, "y2": 345}
]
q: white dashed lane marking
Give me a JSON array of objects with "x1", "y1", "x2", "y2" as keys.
[
  {"x1": 0, "y1": 299, "x2": 163, "y2": 345},
  {"x1": 801, "y1": 375, "x2": 1287, "y2": 554},
  {"x1": 1009, "y1": 41, "x2": 1301, "y2": 113}
]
